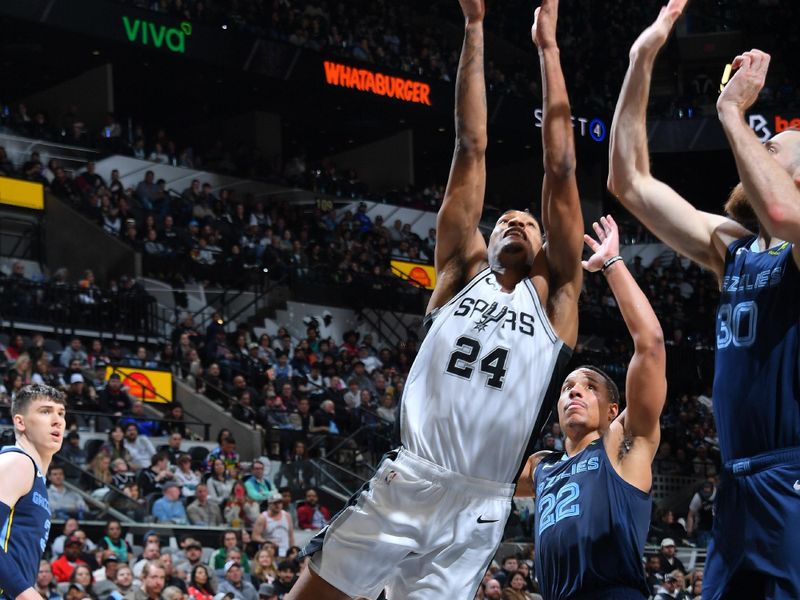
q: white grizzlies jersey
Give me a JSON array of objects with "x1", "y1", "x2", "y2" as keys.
[{"x1": 400, "y1": 267, "x2": 572, "y2": 483}]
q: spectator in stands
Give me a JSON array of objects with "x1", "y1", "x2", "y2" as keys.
[
  {"x1": 110, "y1": 457, "x2": 135, "y2": 487},
  {"x1": 296, "y1": 488, "x2": 330, "y2": 530},
  {"x1": 174, "y1": 453, "x2": 201, "y2": 497},
  {"x1": 159, "y1": 553, "x2": 187, "y2": 593},
  {"x1": 654, "y1": 573, "x2": 681, "y2": 600},
  {"x1": 162, "y1": 431, "x2": 184, "y2": 465},
  {"x1": 50, "y1": 519, "x2": 80, "y2": 557},
  {"x1": 223, "y1": 481, "x2": 260, "y2": 529},
  {"x1": 98, "y1": 373, "x2": 132, "y2": 418},
  {"x1": 52, "y1": 536, "x2": 88, "y2": 582},
  {"x1": 271, "y1": 561, "x2": 298, "y2": 597},
  {"x1": 205, "y1": 458, "x2": 235, "y2": 506},
  {"x1": 187, "y1": 483, "x2": 224, "y2": 526},
  {"x1": 252, "y1": 492, "x2": 295, "y2": 557},
  {"x1": 210, "y1": 531, "x2": 251, "y2": 573},
  {"x1": 111, "y1": 481, "x2": 147, "y2": 521},
  {"x1": 65, "y1": 373, "x2": 99, "y2": 427},
  {"x1": 137, "y1": 451, "x2": 175, "y2": 497},
  {"x1": 123, "y1": 423, "x2": 156, "y2": 470},
  {"x1": 32, "y1": 357, "x2": 64, "y2": 389},
  {"x1": 135, "y1": 560, "x2": 166, "y2": 600},
  {"x1": 650, "y1": 509, "x2": 688, "y2": 546},
  {"x1": 217, "y1": 561, "x2": 257, "y2": 600},
  {"x1": 48, "y1": 464, "x2": 88, "y2": 519},
  {"x1": 121, "y1": 401, "x2": 161, "y2": 437},
  {"x1": 657, "y1": 538, "x2": 687, "y2": 575},
  {"x1": 68, "y1": 565, "x2": 96, "y2": 599},
  {"x1": 288, "y1": 398, "x2": 312, "y2": 435},
  {"x1": 645, "y1": 554, "x2": 665, "y2": 596},
  {"x1": 133, "y1": 542, "x2": 163, "y2": 579},
  {"x1": 84, "y1": 451, "x2": 113, "y2": 490},
  {"x1": 244, "y1": 458, "x2": 274, "y2": 503},
  {"x1": 98, "y1": 520, "x2": 132, "y2": 564},
  {"x1": 135, "y1": 171, "x2": 160, "y2": 211},
  {"x1": 493, "y1": 555, "x2": 519, "y2": 587},
  {"x1": 232, "y1": 391, "x2": 258, "y2": 426},
  {"x1": 114, "y1": 564, "x2": 134, "y2": 597},
  {"x1": 35, "y1": 560, "x2": 61, "y2": 600},
  {"x1": 276, "y1": 441, "x2": 313, "y2": 497},
  {"x1": 188, "y1": 565, "x2": 216, "y2": 600},
  {"x1": 151, "y1": 481, "x2": 188, "y2": 524},
  {"x1": 92, "y1": 552, "x2": 120, "y2": 587},
  {"x1": 101, "y1": 426, "x2": 134, "y2": 464},
  {"x1": 250, "y1": 550, "x2": 278, "y2": 587},
  {"x1": 60, "y1": 337, "x2": 89, "y2": 369},
  {"x1": 51, "y1": 167, "x2": 81, "y2": 204},
  {"x1": 686, "y1": 480, "x2": 716, "y2": 548},
  {"x1": 162, "y1": 402, "x2": 187, "y2": 436},
  {"x1": 208, "y1": 435, "x2": 240, "y2": 476}
]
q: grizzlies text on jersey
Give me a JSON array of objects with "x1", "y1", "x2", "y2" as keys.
[
  {"x1": 401, "y1": 267, "x2": 572, "y2": 482},
  {"x1": 714, "y1": 236, "x2": 800, "y2": 462},
  {"x1": 534, "y1": 439, "x2": 651, "y2": 600}
]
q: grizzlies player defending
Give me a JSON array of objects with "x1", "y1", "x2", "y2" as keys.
[
  {"x1": 0, "y1": 384, "x2": 66, "y2": 600},
  {"x1": 610, "y1": 1, "x2": 800, "y2": 598},
  {"x1": 517, "y1": 216, "x2": 666, "y2": 600},
  {"x1": 287, "y1": 0, "x2": 583, "y2": 598}
]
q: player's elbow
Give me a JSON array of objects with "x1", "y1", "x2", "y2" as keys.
[
  {"x1": 633, "y1": 327, "x2": 665, "y2": 358},
  {"x1": 455, "y1": 133, "x2": 487, "y2": 158},
  {"x1": 544, "y1": 153, "x2": 576, "y2": 179}
]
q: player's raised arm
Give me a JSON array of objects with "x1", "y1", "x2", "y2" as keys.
[
  {"x1": 583, "y1": 216, "x2": 665, "y2": 491},
  {"x1": 429, "y1": 0, "x2": 489, "y2": 311},
  {"x1": 607, "y1": 0, "x2": 749, "y2": 278},
  {"x1": 717, "y1": 50, "x2": 800, "y2": 260},
  {"x1": 533, "y1": 0, "x2": 583, "y2": 348}
]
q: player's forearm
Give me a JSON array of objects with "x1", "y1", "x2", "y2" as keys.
[
  {"x1": 454, "y1": 22, "x2": 487, "y2": 157},
  {"x1": 608, "y1": 52, "x2": 656, "y2": 200},
  {"x1": 719, "y1": 106, "x2": 800, "y2": 241},
  {"x1": 539, "y1": 47, "x2": 575, "y2": 178},
  {"x1": 603, "y1": 260, "x2": 664, "y2": 353}
]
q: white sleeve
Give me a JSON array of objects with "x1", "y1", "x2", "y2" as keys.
[{"x1": 688, "y1": 492, "x2": 701, "y2": 514}]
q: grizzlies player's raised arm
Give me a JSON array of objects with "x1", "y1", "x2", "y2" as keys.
[
  {"x1": 427, "y1": 0, "x2": 489, "y2": 314},
  {"x1": 584, "y1": 216, "x2": 666, "y2": 493},
  {"x1": 0, "y1": 452, "x2": 38, "y2": 600},
  {"x1": 534, "y1": 0, "x2": 583, "y2": 349},
  {"x1": 515, "y1": 450, "x2": 553, "y2": 497},
  {"x1": 717, "y1": 50, "x2": 800, "y2": 267},
  {"x1": 608, "y1": 0, "x2": 749, "y2": 281}
]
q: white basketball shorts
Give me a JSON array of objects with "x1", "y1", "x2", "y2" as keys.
[{"x1": 305, "y1": 448, "x2": 514, "y2": 599}]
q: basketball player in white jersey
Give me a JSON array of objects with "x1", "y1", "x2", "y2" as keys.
[{"x1": 287, "y1": 0, "x2": 583, "y2": 598}]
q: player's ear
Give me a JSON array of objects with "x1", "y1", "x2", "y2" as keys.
[
  {"x1": 607, "y1": 402, "x2": 619, "y2": 423},
  {"x1": 13, "y1": 412, "x2": 25, "y2": 433}
]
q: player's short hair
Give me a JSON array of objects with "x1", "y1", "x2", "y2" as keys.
[
  {"x1": 11, "y1": 384, "x2": 66, "y2": 418},
  {"x1": 576, "y1": 365, "x2": 621, "y2": 406}
]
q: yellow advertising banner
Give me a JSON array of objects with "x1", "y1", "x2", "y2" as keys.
[
  {"x1": 105, "y1": 366, "x2": 173, "y2": 403},
  {"x1": 391, "y1": 259, "x2": 436, "y2": 290},
  {"x1": 0, "y1": 176, "x2": 44, "y2": 210}
]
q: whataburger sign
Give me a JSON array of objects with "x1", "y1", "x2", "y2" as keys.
[{"x1": 323, "y1": 61, "x2": 432, "y2": 106}]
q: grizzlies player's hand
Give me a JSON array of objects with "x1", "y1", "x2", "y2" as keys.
[
  {"x1": 581, "y1": 215, "x2": 619, "y2": 273},
  {"x1": 717, "y1": 49, "x2": 771, "y2": 116}
]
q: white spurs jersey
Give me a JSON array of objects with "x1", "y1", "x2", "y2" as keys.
[{"x1": 400, "y1": 267, "x2": 571, "y2": 483}]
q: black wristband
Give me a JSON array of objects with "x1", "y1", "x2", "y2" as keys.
[{"x1": 601, "y1": 255, "x2": 623, "y2": 273}]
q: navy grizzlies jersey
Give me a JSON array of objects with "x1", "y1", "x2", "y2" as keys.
[
  {"x1": 533, "y1": 439, "x2": 650, "y2": 600},
  {"x1": 715, "y1": 236, "x2": 800, "y2": 462},
  {"x1": 0, "y1": 446, "x2": 52, "y2": 598}
]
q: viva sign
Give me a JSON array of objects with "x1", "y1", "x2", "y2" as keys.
[{"x1": 122, "y1": 15, "x2": 192, "y2": 54}]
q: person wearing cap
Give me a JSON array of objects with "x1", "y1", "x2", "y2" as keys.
[
  {"x1": 657, "y1": 538, "x2": 687, "y2": 576},
  {"x1": 65, "y1": 371, "x2": 99, "y2": 428},
  {"x1": 52, "y1": 536, "x2": 89, "y2": 583},
  {"x1": 257, "y1": 583, "x2": 277, "y2": 600},
  {"x1": 653, "y1": 572, "x2": 681, "y2": 600},
  {"x1": 252, "y1": 492, "x2": 294, "y2": 557},
  {"x1": 151, "y1": 481, "x2": 188, "y2": 524},
  {"x1": 98, "y1": 373, "x2": 131, "y2": 419},
  {"x1": 216, "y1": 561, "x2": 257, "y2": 600},
  {"x1": 92, "y1": 552, "x2": 122, "y2": 597},
  {"x1": 244, "y1": 459, "x2": 274, "y2": 504}
]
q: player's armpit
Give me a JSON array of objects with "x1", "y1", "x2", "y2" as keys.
[{"x1": 514, "y1": 451, "x2": 552, "y2": 497}]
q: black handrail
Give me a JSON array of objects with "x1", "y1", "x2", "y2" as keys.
[{"x1": 64, "y1": 409, "x2": 209, "y2": 440}]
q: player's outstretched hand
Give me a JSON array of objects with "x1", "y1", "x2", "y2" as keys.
[
  {"x1": 531, "y1": 0, "x2": 559, "y2": 50},
  {"x1": 717, "y1": 50, "x2": 770, "y2": 116},
  {"x1": 582, "y1": 215, "x2": 620, "y2": 273},
  {"x1": 630, "y1": 0, "x2": 688, "y2": 59},
  {"x1": 458, "y1": 0, "x2": 485, "y2": 23}
]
